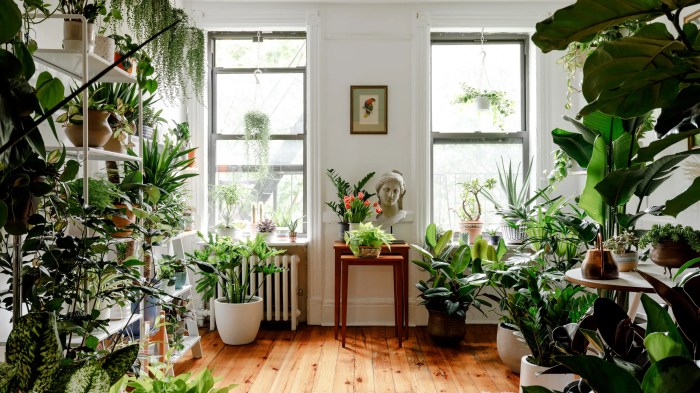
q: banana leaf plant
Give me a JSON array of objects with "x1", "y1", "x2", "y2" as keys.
[
  {"x1": 0, "y1": 312, "x2": 139, "y2": 393},
  {"x1": 533, "y1": 0, "x2": 700, "y2": 225}
]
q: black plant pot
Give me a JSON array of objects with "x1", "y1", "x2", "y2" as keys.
[
  {"x1": 339, "y1": 222, "x2": 349, "y2": 241},
  {"x1": 426, "y1": 309, "x2": 466, "y2": 346}
]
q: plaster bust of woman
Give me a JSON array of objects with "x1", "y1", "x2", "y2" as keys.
[{"x1": 374, "y1": 170, "x2": 407, "y2": 228}]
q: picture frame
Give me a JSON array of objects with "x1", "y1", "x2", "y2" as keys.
[
  {"x1": 685, "y1": 11, "x2": 700, "y2": 149},
  {"x1": 350, "y1": 85, "x2": 388, "y2": 134}
]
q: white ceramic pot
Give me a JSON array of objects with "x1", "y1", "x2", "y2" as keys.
[
  {"x1": 62, "y1": 20, "x2": 95, "y2": 51},
  {"x1": 612, "y1": 251, "x2": 638, "y2": 272},
  {"x1": 519, "y1": 355, "x2": 577, "y2": 393},
  {"x1": 93, "y1": 35, "x2": 115, "y2": 62},
  {"x1": 475, "y1": 96, "x2": 491, "y2": 110},
  {"x1": 501, "y1": 222, "x2": 527, "y2": 245},
  {"x1": 348, "y1": 222, "x2": 362, "y2": 231},
  {"x1": 215, "y1": 296, "x2": 263, "y2": 345},
  {"x1": 217, "y1": 226, "x2": 236, "y2": 238},
  {"x1": 496, "y1": 324, "x2": 531, "y2": 374}
]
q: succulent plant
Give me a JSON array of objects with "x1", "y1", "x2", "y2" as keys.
[{"x1": 257, "y1": 218, "x2": 276, "y2": 233}]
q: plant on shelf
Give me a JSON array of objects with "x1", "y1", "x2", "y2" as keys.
[
  {"x1": 344, "y1": 222, "x2": 395, "y2": 258},
  {"x1": 453, "y1": 84, "x2": 515, "y2": 131},
  {"x1": 210, "y1": 183, "x2": 242, "y2": 231},
  {"x1": 456, "y1": 177, "x2": 495, "y2": 243},
  {"x1": 256, "y1": 218, "x2": 276, "y2": 234},
  {"x1": 187, "y1": 233, "x2": 285, "y2": 345},
  {"x1": 170, "y1": 120, "x2": 191, "y2": 147},
  {"x1": 410, "y1": 224, "x2": 493, "y2": 345},
  {"x1": 325, "y1": 169, "x2": 376, "y2": 224},
  {"x1": 639, "y1": 224, "x2": 700, "y2": 275},
  {"x1": 156, "y1": 254, "x2": 188, "y2": 289},
  {"x1": 604, "y1": 230, "x2": 639, "y2": 257},
  {"x1": 59, "y1": 0, "x2": 106, "y2": 23},
  {"x1": 56, "y1": 85, "x2": 116, "y2": 148}
]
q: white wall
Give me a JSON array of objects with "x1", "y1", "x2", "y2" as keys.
[{"x1": 184, "y1": 1, "x2": 577, "y2": 326}]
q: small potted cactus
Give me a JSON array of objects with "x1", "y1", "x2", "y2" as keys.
[{"x1": 604, "y1": 230, "x2": 639, "y2": 272}]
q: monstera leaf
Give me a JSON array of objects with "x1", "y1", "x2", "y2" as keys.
[
  {"x1": 532, "y1": 0, "x2": 666, "y2": 53},
  {"x1": 580, "y1": 24, "x2": 688, "y2": 118},
  {"x1": 6, "y1": 312, "x2": 62, "y2": 392}
]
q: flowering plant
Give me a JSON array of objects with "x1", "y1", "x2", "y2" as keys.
[
  {"x1": 343, "y1": 192, "x2": 381, "y2": 223},
  {"x1": 344, "y1": 222, "x2": 396, "y2": 256},
  {"x1": 325, "y1": 169, "x2": 375, "y2": 223}
]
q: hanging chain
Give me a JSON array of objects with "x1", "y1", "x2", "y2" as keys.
[
  {"x1": 253, "y1": 31, "x2": 263, "y2": 107},
  {"x1": 478, "y1": 28, "x2": 491, "y2": 90}
]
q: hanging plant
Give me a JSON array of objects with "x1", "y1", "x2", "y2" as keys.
[
  {"x1": 244, "y1": 110, "x2": 271, "y2": 180},
  {"x1": 109, "y1": 0, "x2": 205, "y2": 103},
  {"x1": 453, "y1": 84, "x2": 514, "y2": 131}
]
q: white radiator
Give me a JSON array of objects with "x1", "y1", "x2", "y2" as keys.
[{"x1": 211, "y1": 254, "x2": 300, "y2": 331}]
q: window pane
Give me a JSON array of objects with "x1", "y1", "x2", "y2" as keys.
[
  {"x1": 215, "y1": 140, "x2": 303, "y2": 167},
  {"x1": 215, "y1": 73, "x2": 304, "y2": 135},
  {"x1": 432, "y1": 43, "x2": 522, "y2": 133},
  {"x1": 432, "y1": 141, "x2": 523, "y2": 231},
  {"x1": 215, "y1": 38, "x2": 306, "y2": 68}
]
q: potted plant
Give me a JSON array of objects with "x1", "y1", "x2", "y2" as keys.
[
  {"x1": 344, "y1": 222, "x2": 395, "y2": 258},
  {"x1": 486, "y1": 228, "x2": 500, "y2": 246},
  {"x1": 453, "y1": 84, "x2": 515, "y2": 131},
  {"x1": 187, "y1": 233, "x2": 285, "y2": 345},
  {"x1": 325, "y1": 169, "x2": 375, "y2": 239},
  {"x1": 110, "y1": 33, "x2": 138, "y2": 73},
  {"x1": 244, "y1": 110, "x2": 271, "y2": 179},
  {"x1": 59, "y1": 0, "x2": 106, "y2": 51},
  {"x1": 639, "y1": 224, "x2": 700, "y2": 275},
  {"x1": 93, "y1": 5, "x2": 121, "y2": 62},
  {"x1": 343, "y1": 191, "x2": 381, "y2": 230},
  {"x1": 410, "y1": 224, "x2": 491, "y2": 346},
  {"x1": 604, "y1": 230, "x2": 639, "y2": 272},
  {"x1": 256, "y1": 218, "x2": 276, "y2": 240},
  {"x1": 456, "y1": 177, "x2": 496, "y2": 244},
  {"x1": 156, "y1": 255, "x2": 188, "y2": 294},
  {"x1": 482, "y1": 157, "x2": 542, "y2": 245},
  {"x1": 210, "y1": 183, "x2": 242, "y2": 237},
  {"x1": 56, "y1": 85, "x2": 113, "y2": 148},
  {"x1": 285, "y1": 215, "x2": 303, "y2": 242}
]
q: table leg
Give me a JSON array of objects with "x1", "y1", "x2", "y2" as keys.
[
  {"x1": 403, "y1": 250, "x2": 409, "y2": 339},
  {"x1": 395, "y1": 263, "x2": 403, "y2": 348},
  {"x1": 335, "y1": 251, "x2": 340, "y2": 340},
  {"x1": 342, "y1": 260, "x2": 349, "y2": 348}
]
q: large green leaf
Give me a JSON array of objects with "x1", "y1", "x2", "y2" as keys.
[
  {"x1": 0, "y1": 363, "x2": 17, "y2": 391},
  {"x1": 641, "y1": 356, "x2": 700, "y2": 393},
  {"x1": 654, "y1": 86, "x2": 700, "y2": 137},
  {"x1": 564, "y1": 115, "x2": 599, "y2": 143},
  {"x1": 612, "y1": 132, "x2": 635, "y2": 170},
  {"x1": 0, "y1": 0, "x2": 21, "y2": 44},
  {"x1": 65, "y1": 364, "x2": 110, "y2": 393},
  {"x1": 634, "y1": 151, "x2": 700, "y2": 199},
  {"x1": 645, "y1": 333, "x2": 687, "y2": 363},
  {"x1": 101, "y1": 344, "x2": 139, "y2": 385},
  {"x1": 580, "y1": 24, "x2": 687, "y2": 118},
  {"x1": 532, "y1": 0, "x2": 664, "y2": 53},
  {"x1": 594, "y1": 168, "x2": 646, "y2": 207},
  {"x1": 635, "y1": 129, "x2": 700, "y2": 163},
  {"x1": 35, "y1": 71, "x2": 65, "y2": 112},
  {"x1": 582, "y1": 111, "x2": 626, "y2": 145},
  {"x1": 664, "y1": 176, "x2": 700, "y2": 217},
  {"x1": 579, "y1": 137, "x2": 607, "y2": 225},
  {"x1": 551, "y1": 128, "x2": 593, "y2": 167},
  {"x1": 6, "y1": 312, "x2": 62, "y2": 392},
  {"x1": 555, "y1": 355, "x2": 642, "y2": 393},
  {"x1": 425, "y1": 223, "x2": 437, "y2": 249}
]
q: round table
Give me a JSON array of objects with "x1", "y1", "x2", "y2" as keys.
[{"x1": 565, "y1": 262, "x2": 681, "y2": 319}]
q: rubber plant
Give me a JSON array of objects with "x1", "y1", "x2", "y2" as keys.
[{"x1": 533, "y1": 0, "x2": 700, "y2": 220}]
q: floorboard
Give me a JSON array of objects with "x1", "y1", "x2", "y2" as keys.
[{"x1": 173, "y1": 325, "x2": 520, "y2": 393}]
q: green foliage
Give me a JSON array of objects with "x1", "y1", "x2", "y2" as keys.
[
  {"x1": 187, "y1": 232, "x2": 285, "y2": 304},
  {"x1": 66, "y1": 177, "x2": 122, "y2": 211},
  {"x1": 244, "y1": 111, "x2": 271, "y2": 179},
  {"x1": 482, "y1": 157, "x2": 543, "y2": 224},
  {"x1": 6, "y1": 312, "x2": 62, "y2": 392},
  {"x1": 271, "y1": 208, "x2": 303, "y2": 233},
  {"x1": 453, "y1": 84, "x2": 515, "y2": 131},
  {"x1": 410, "y1": 224, "x2": 493, "y2": 318},
  {"x1": 325, "y1": 169, "x2": 376, "y2": 223},
  {"x1": 639, "y1": 224, "x2": 700, "y2": 252},
  {"x1": 65, "y1": 364, "x2": 110, "y2": 393},
  {"x1": 457, "y1": 177, "x2": 496, "y2": 222},
  {"x1": 344, "y1": 222, "x2": 395, "y2": 256},
  {"x1": 604, "y1": 230, "x2": 639, "y2": 254},
  {"x1": 210, "y1": 183, "x2": 242, "y2": 228},
  {"x1": 113, "y1": 368, "x2": 236, "y2": 393}
]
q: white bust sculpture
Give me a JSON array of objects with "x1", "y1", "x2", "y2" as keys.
[{"x1": 374, "y1": 170, "x2": 407, "y2": 228}]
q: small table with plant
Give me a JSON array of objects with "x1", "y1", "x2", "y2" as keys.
[{"x1": 333, "y1": 226, "x2": 410, "y2": 347}]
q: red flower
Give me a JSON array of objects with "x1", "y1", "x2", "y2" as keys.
[
  {"x1": 345, "y1": 203, "x2": 351, "y2": 209},
  {"x1": 376, "y1": 207, "x2": 382, "y2": 213},
  {"x1": 343, "y1": 195, "x2": 350, "y2": 202},
  {"x1": 357, "y1": 191, "x2": 364, "y2": 199},
  {"x1": 350, "y1": 195, "x2": 355, "y2": 201},
  {"x1": 373, "y1": 202, "x2": 378, "y2": 207},
  {"x1": 364, "y1": 200, "x2": 370, "y2": 206}
]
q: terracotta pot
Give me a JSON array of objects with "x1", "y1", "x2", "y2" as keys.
[
  {"x1": 460, "y1": 221, "x2": 483, "y2": 244},
  {"x1": 426, "y1": 309, "x2": 466, "y2": 346},
  {"x1": 103, "y1": 134, "x2": 127, "y2": 154},
  {"x1": 650, "y1": 241, "x2": 700, "y2": 270},
  {"x1": 289, "y1": 232, "x2": 297, "y2": 242},
  {"x1": 111, "y1": 204, "x2": 136, "y2": 238},
  {"x1": 612, "y1": 251, "x2": 639, "y2": 272},
  {"x1": 114, "y1": 52, "x2": 134, "y2": 73},
  {"x1": 64, "y1": 110, "x2": 113, "y2": 147},
  {"x1": 187, "y1": 149, "x2": 196, "y2": 167}
]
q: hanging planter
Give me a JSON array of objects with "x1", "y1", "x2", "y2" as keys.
[
  {"x1": 244, "y1": 110, "x2": 271, "y2": 179},
  {"x1": 453, "y1": 84, "x2": 515, "y2": 131}
]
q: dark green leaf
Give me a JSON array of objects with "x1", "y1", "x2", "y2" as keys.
[
  {"x1": 551, "y1": 128, "x2": 593, "y2": 168},
  {"x1": 61, "y1": 160, "x2": 80, "y2": 181},
  {"x1": 635, "y1": 151, "x2": 700, "y2": 200},
  {"x1": 645, "y1": 333, "x2": 687, "y2": 363},
  {"x1": 579, "y1": 136, "x2": 607, "y2": 225},
  {"x1": 582, "y1": 111, "x2": 626, "y2": 145},
  {"x1": 663, "y1": 176, "x2": 700, "y2": 217},
  {"x1": 555, "y1": 355, "x2": 642, "y2": 393},
  {"x1": 641, "y1": 356, "x2": 700, "y2": 393},
  {"x1": 35, "y1": 72, "x2": 65, "y2": 111},
  {"x1": 0, "y1": 200, "x2": 7, "y2": 228},
  {"x1": 14, "y1": 41, "x2": 35, "y2": 79},
  {"x1": 0, "y1": 0, "x2": 21, "y2": 44},
  {"x1": 65, "y1": 364, "x2": 110, "y2": 393},
  {"x1": 0, "y1": 363, "x2": 17, "y2": 390},
  {"x1": 101, "y1": 344, "x2": 138, "y2": 385},
  {"x1": 425, "y1": 223, "x2": 437, "y2": 249},
  {"x1": 594, "y1": 168, "x2": 646, "y2": 207},
  {"x1": 654, "y1": 86, "x2": 700, "y2": 137},
  {"x1": 635, "y1": 129, "x2": 700, "y2": 163},
  {"x1": 6, "y1": 312, "x2": 62, "y2": 392}
]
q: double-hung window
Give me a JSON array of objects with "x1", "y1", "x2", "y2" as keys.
[
  {"x1": 431, "y1": 33, "x2": 529, "y2": 230},
  {"x1": 209, "y1": 32, "x2": 306, "y2": 231}
]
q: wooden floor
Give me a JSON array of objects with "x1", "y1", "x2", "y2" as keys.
[{"x1": 173, "y1": 324, "x2": 519, "y2": 393}]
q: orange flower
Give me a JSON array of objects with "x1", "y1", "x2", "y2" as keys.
[
  {"x1": 345, "y1": 203, "x2": 351, "y2": 209},
  {"x1": 350, "y1": 195, "x2": 355, "y2": 201},
  {"x1": 373, "y1": 202, "x2": 378, "y2": 207},
  {"x1": 376, "y1": 207, "x2": 382, "y2": 213},
  {"x1": 364, "y1": 200, "x2": 370, "y2": 206},
  {"x1": 343, "y1": 195, "x2": 350, "y2": 202},
  {"x1": 357, "y1": 191, "x2": 364, "y2": 199}
]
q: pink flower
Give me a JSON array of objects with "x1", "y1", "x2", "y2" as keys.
[
  {"x1": 357, "y1": 191, "x2": 364, "y2": 199},
  {"x1": 345, "y1": 203, "x2": 351, "y2": 209},
  {"x1": 343, "y1": 195, "x2": 350, "y2": 202},
  {"x1": 350, "y1": 195, "x2": 355, "y2": 201},
  {"x1": 376, "y1": 207, "x2": 382, "y2": 213},
  {"x1": 364, "y1": 200, "x2": 370, "y2": 206},
  {"x1": 373, "y1": 202, "x2": 378, "y2": 207}
]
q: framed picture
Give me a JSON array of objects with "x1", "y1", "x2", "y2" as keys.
[
  {"x1": 685, "y1": 11, "x2": 700, "y2": 149},
  {"x1": 350, "y1": 85, "x2": 388, "y2": 134}
]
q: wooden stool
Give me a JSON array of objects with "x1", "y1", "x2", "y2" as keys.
[{"x1": 340, "y1": 254, "x2": 405, "y2": 348}]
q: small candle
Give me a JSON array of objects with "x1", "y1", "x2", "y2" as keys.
[
  {"x1": 258, "y1": 201, "x2": 264, "y2": 220},
  {"x1": 251, "y1": 203, "x2": 257, "y2": 223}
]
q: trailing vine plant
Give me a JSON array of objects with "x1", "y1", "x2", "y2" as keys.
[
  {"x1": 244, "y1": 110, "x2": 271, "y2": 180},
  {"x1": 453, "y1": 84, "x2": 515, "y2": 131},
  {"x1": 108, "y1": 0, "x2": 205, "y2": 103}
]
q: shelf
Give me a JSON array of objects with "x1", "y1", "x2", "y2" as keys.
[
  {"x1": 171, "y1": 336, "x2": 202, "y2": 363},
  {"x1": 162, "y1": 285, "x2": 192, "y2": 303},
  {"x1": 70, "y1": 313, "x2": 142, "y2": 345},
  {"x1": 48, "y1": 146, "x2": 142, "y2": 162},
  {"x1": 34, "y1": 49, "x2": 136, "y2": 83},
  {"x1": 170, "y1": 231, "x2": 198, "y2": 241}
]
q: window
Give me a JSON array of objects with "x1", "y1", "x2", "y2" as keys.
[
  {"x1": 431, "y1": 33, "x2": 529, "y2": 231},
  {"x1": 210, "y1": 32, "x2": 306, "y2": 230}
]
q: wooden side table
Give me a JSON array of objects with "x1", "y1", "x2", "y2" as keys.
[
  {"x1": 333, "y1": 241, "x2": 410, "y2": 346},
  {"x1": 340, "y1": 255, "x2": 405, "y2": 347}
]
